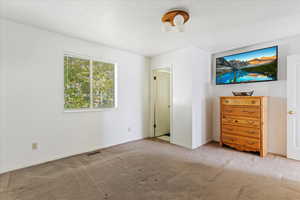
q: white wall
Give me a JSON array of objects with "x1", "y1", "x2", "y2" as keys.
[
  {"x1": 211, "y1": 35, "x2": 300, "y2": 156},
  {"x1": 0, "y1": 19, "x2": 150, "y2": 173},
  {"x1": 0, "y1": 20, "x2": 5, "y2": 173},
  {"x1": 191, "y1": 49, "x2": 212, "y2": 149},
  {"x1": 150, "y1": 47, "x2": 211, "y2": 149}
]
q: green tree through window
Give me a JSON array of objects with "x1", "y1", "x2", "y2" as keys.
[
  {"x1": 64, "y1": 56, "x2": 90, "y2": 109},
  {"x1": 64, "y1": 55, "x2": 116, "y2": 110},
  {"x1": 93, "y1": 61, "x2": 115, "y2": 108}
]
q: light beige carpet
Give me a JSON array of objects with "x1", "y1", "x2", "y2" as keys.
[{"x1": 1, "y1": 139, "x2": 300, "y2": 200}]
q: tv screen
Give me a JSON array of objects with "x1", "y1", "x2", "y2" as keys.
[{"x1": 216, "y1": 46, "x2": 278, "y2": 85}]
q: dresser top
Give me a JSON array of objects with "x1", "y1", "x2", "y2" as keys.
[{"x1": 221, "y1": 96, "x2": 268, "y2": 98}]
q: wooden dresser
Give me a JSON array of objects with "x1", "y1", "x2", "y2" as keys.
[{"x1": 220, "y1": 96, "x2": 268, "y2": 157}]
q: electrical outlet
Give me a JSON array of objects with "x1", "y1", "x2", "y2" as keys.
[
  {"x1": 128, "y1": 127, "x2": 132, "y2": 132},
  {"x1": 32, "y1": 143, "x2": 38, "y2": 150}
]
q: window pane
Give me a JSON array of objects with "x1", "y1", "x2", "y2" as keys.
[
  {"x1": 64, "y1": 56, "x2": 90, "y2": 109},
  {"x1": 92, "y1": 61, "x2": 115, "y2": 108}
]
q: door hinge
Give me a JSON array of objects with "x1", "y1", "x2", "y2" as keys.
[
  {"x1": 153, "y1": 124, "x2": 156, "y2": 129},
  {"x1": 153, "y1": 76, "x2": 157, "y2": 80}
]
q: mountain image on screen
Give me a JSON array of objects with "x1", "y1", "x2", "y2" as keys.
[{"x1": 216, "y1": 46, "x2": 278, "y2": 85}]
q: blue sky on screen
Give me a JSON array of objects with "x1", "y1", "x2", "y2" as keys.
[{"x1": 224, "y1": 46, "x2": 277, "y2": 62}]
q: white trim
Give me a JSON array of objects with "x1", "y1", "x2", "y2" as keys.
[
  {"x1": 64, "y1": 108, "x2": 118, "y2": 113},
  {"x1": 0, "y1": 135, "x2": 146, "y2": 174},
  {"x1": 150, "y1": 66, "x2": 174, "y2": 144},
  {"x1": 89, "y1": 59, "x2": 93, "y2": 109},
  {"x1": 64, "y1": 51, "x2": 118, "y2": 68},
  {"x1": 63, "y1": 52, "x2": 118, "y2": 113}
]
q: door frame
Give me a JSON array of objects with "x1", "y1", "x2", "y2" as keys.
[{"x1": 150, "y1": 66, "x2": 173, "y2": 143}]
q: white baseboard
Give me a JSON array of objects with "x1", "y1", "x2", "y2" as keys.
[{"x1": 0, "y1": 136, "x2": 146, "y2": 174}]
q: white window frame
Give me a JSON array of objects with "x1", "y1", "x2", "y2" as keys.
[{"x1": 63, "y1": 52, "x2": 118, "y2": 113}]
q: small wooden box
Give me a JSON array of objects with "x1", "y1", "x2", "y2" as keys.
[{"x1": 220, "y1": 96, "x2": 268, "y2": 157}]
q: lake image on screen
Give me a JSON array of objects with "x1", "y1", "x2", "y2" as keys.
[{"x1": 216, "y1": 46, "x2": 277, "y2": 84}]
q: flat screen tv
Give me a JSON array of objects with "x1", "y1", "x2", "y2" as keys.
[{"x1": 216, "y1": 46, "x2": 278, "y2": 85}]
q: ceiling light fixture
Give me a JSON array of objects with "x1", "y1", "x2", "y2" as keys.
[{"x1": 161, "y1": 9, "x2": 190, "y2": 32}]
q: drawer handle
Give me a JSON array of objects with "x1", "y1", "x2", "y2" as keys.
[
  {"x1": 247, "y1": 130, "x2": 256, "y2": 134},
  {"x1": 247, "y1": 121, "x2": 255, "y2": 124},
  {"x1": 247, "y1": 141, "x2": 256, "y2": 145},
  {"x1": 235, "y1": 120, "x2": 239, "y2": 123},
  {"x1": 225, "y1": 110, "x2": 233, "y2": 113},
  {"x1": 225, "y1": 100, "x2": 229, "y2": 103},
  {"x1": 251, "y1": 100, "x2": 256, "y2": 104},
  {"x1": 224, "y1": 137, "x2": 235, "y2": 142},
  {"x1": 242, "y1": 110, "x2": 256, "y2": 114}
]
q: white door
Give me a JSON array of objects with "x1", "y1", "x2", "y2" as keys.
[
  {"x1": 287, "y1": 55, "x2": 300, "y2": 160},
  {"x1": 154, "y1": 70, "x2": 170, "y2": 137}
]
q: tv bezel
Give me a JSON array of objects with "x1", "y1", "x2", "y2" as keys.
[{"x1": 215, "y1": 45, "x2": 278, "y2": 85}]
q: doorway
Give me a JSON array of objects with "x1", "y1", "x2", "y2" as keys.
[
  {"x1": 287, "y1": 55, "x2": 300, "y2": 160},
  {"x1": 151, "y1": 68, "x2": 172, "y2": 143}
]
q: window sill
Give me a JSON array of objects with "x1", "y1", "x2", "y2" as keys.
[{"x1": 64, "y1": 107, "x2": 118, "y2": 113}]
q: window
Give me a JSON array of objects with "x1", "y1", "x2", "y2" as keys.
[{"x1": 64, "y1": 55, "x2": 116, "y2": 111}]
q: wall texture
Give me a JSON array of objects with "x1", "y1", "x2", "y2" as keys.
[
  {"x1": 191, "y1": 48, "x2": 212, "y2": 149},
  {"x1": 211, "y1": 35, "x2": 300, "y2": 156},
  {"x1": 0, "y1": 19, "x2": 5, "y2": 172},
  {"x1": 150, "y1": 47, "x2": 212, "y2": 149},
  {"x1": 0, "y1": 19, "x2": 150, "y2": 173}
]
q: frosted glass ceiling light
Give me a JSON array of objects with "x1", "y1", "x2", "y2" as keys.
[
  {"x1": 161, "y1": 9, "x2": 190, "y2": 32},
  {"x1": 173, "y1": 14, "x2": 185, "y2": 32},
  {"x1": 162, "y1": 21, "x2": 172, "y2": 32}
]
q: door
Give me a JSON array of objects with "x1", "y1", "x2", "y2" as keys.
[
  {"x1": 154, "y1": 70, "x2": 170, "y2": 137},
  {"x1": 287, "y1": 55, "x2": 300, "y2": 160}
]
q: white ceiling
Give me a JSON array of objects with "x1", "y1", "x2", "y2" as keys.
[{"x1": 1, "y1": 0, "x2": 300, "y2": 56}]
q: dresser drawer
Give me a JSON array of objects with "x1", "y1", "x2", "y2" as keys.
[
  {"x1": 222, "y1": 134, "x2": 260, "y2": 150},
  {"x1": 222, "y1": 116, "x2": 260, "y2": 128},
  {"x1": 222, "y1": 124, "x2": 260, "y2": 138},
  {"x1": 222, "y1": 98, "x2": 260, "y2": 106},
  {"x1": 223, "y1": 105, "x2": 260, "y2": 118}
]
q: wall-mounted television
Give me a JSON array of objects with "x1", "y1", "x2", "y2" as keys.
[{"x1": 216, "y1": 46, "x2": 278, "y2": 85}]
